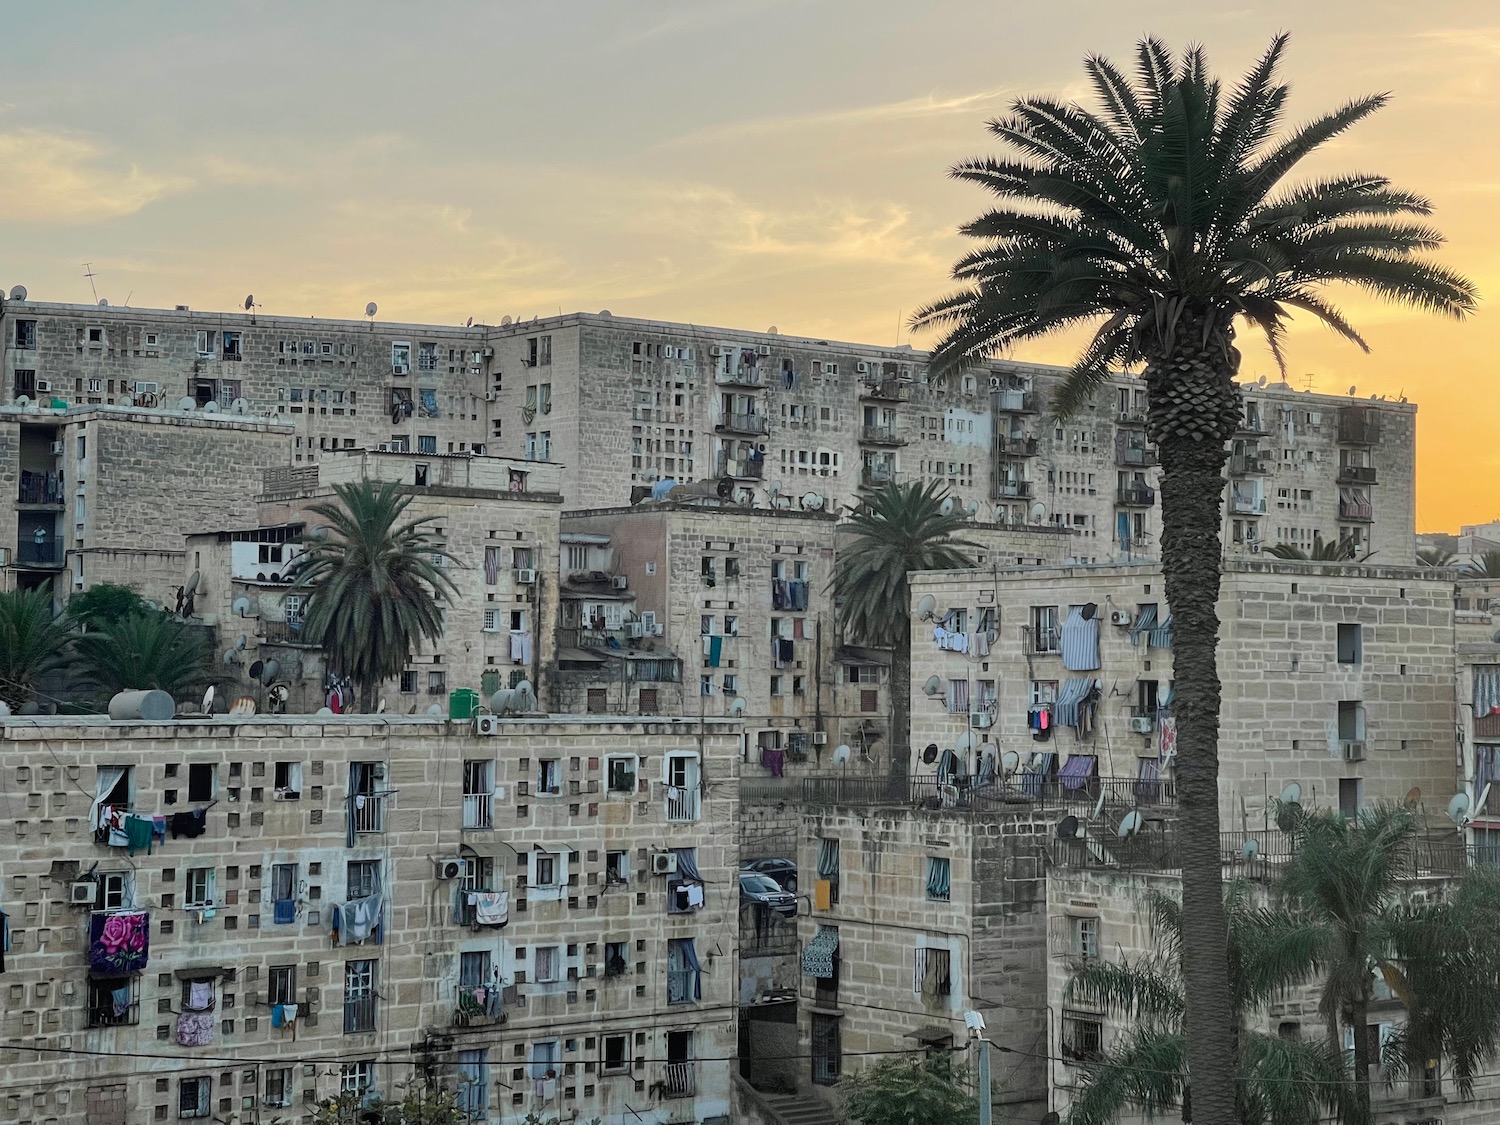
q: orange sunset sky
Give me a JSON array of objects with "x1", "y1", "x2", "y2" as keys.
[{"x1": 2, "y1": 2, "x2": 1495, "y2": 531}]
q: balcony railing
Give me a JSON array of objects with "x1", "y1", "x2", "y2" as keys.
[
  {"x1": 462, "y1": 793, "x2": 493, "y2": 830},
  {"x1": 261, "y1": 619, "x2": 315, "y2": 645},
  {"x1": 1229, "y1": 494, "x2": 1267, "y2": 515},
  {"x1": 1030, "y1": 627, "x2": 1060, "y2": 654},
  {"x1": 17, "y1": 471, "x2": 63, "y2": 506},
  {"x1": 859, "y1": 379, "x2": 911, "y2": 401},
  {"x1": 994, "y1": 389, "x2": 1037, "y2": 413},
  {"x1": 801, "y1": 774, "x2": 1177, "y2": 815},
  {"x1": 665, "y1": 784, "x2": 701, "y2": 822},
  {"x1": 1337, "y1": 464, "x2": 1378, "y2": 485},
  {"x1": 1338, "y1": 498, "x2": 1374, "y2": 521},
  {"x1": 715, "y1": 367, "x2": 762, "y2": 387},
  {"x1": 666, "y1": 970, "x2": 700, "y2": 1006},
  {"x1": 88, "y1": 1000, "x2": 139, "y2": 1029},
  {"x1": 993, "y1": 480, "x2": 1032, "y2": 500},
  {"x1": 1338, "y1": 410, "x2": 1381, "y2": 445},
  {"x1": 716, "y1": 412, "x2": 769, "y2": 436},
  {"x1": 1117, "y1": 445, "x2": 1157, "y2": 468},
  {"x1": 350, "y1": 794, "x2": 386, "y2": 835},
  {"x1": 1238, "y1": 412, "x2": 1269, "y2": 435},
  {"x1": 344, "y1": 995, "x2": 378, "y2": 1033},
  {"x1": 453, "y1": 983, "x2": 507, "y2": 1027},
  {"x1": 996, "y1": 434, "x2": 1040, "y2": 457},
  {"x1": 859, "y1": 424, "x2": 905, "y2": 446},
  {"x1": 14, "y1": 542, "x2": 62, "y2": 567},
  {"x1": 1116, "y1": 485, "x2": 1156, "y2": 506},
  {"x1": 860, "y1": 466, "x2": 895, "y2": 488},
  {"x1": 1229, "y1": 453, "x2": 1269, "y2": 475},
  {"x1": 716, "y1": 454, "x2": 765, "y2": 479},
  {"x1": 660, "y1": 1062, "x2": 697, "y2": 1098}
]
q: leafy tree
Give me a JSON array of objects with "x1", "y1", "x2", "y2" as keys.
[
  {"x1": 913, "y1": 36, "x2": 1474, "y2": 1123},
  {"x1": 1267, "y1": 534, "x2": 1360, "y2": 561},
  {"x1": 290, "y1": 480, "x2": 457, "y2": 711},
  {"x1": 842, "y1": 1051, "x2": 980, "y2": 1125},
  {"x1": 1065, "y1": 883, "x2": 1350, "y2": 1125},
  {"x1": 311, "y1": 1087, "x2": 468, "y2": 1125},
  {"x1": 65, "y1": 583, "x2": 155, "y2": 630},
  {"x1": 73, "y1": 612, "x2": 212, "y2": 700},
  {"x1": 1276, "y1": 803, "x2": 1500, "y2": 1124},
  {"x1": 1416, "y1": 545, "x2": 1457, "y2": 569},
  {"x1": 830, "y1": 481, "x2": 978, "y2": 777},
  {"x1": 0, "y1": 587, "x2": 74, "y2": 709},
  {"x1": 1465, "y1": 549, "x2": 1500, "y2": 578}
]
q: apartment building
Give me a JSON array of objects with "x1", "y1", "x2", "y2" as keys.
[
  {"x1": 0, "y1": 712, "x2": 739, "y2": 1125},
  {"x1": 186, "y1": 448, "x2": 564, "y2": 715},
  {"x1": 3, "y1": 298, "x2": 1418, "y2": 567},
  {"x1": 906, "y1": 560, "x2": 1458, "y2": 825}
]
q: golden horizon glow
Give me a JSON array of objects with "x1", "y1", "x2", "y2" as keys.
[{"x1": 2, "y1": 3, "x2": 1494, "y2": 530}]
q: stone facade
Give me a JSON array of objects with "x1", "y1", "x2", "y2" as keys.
[{"x1": 0, "y1": 713, "x2": 739, "y2": 1125}]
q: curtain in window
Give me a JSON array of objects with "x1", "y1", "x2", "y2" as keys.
[
  {"x1": 346, "y1": 763, "x2": 367, "y2": 848},
  {"x1": 673, "y1": 848, "x2": 702, "y2": 883},
  {"x1": 926, "y1": 858, "x2": 951, "y2": 899},
  {"x1": 1129, "y1": 604, "x2": 1158, "y2": 647},
  {"x1": 90, "y1": 766, "x2": 127, "y2": 829},
  {"x1": 816, "y1": 839, "x2": 840, "y2": 879},
  {"x1": 483, "y1": 547, "x2": 500, "y2": 585},
  {"x1": 948, "y1": 680, "x2": 970, "y2": 714},
  {"x1": 1476, "y1": 666, "x2": 1500, "y2": 717}
]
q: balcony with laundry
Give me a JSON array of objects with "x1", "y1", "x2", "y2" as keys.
[
  {"x1": 1237, "y1": 400, "x2": 1270, "y2": 436},
  {"x1": 1338, "y1": 490, "x2": 1374, "y2": 522},
  {"x1": 716, "y1": 444, "x2": 765, "y2": 480},
  {"x1": 715, "y1": 405, "x2": 770, "y2": 437},
  {"x1": 713, "y1": 345, "x2": 765, "y2": 387},
  {"x1": 860, "y1": 456, "x2": 897, "y2": 489},
  {"x1": 1115, "y1": 434, "x2": 1157, "y2": 468},
  {"x1": 1337, "y1": 405, "x2": 1382, "y2": 445},
  {"x1": 997, "y1": 431, "x2": 1040, "y2": 457},
  {"x1": 1116, "y1": 483, "x2": 1156, "y2": 507},
  {"x1": 993, "y1": 382, "x2": 1038, "y2": 413}
]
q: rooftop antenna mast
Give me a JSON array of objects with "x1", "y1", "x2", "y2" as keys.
[{"x1": 83, "y1": 262, "x2": 100, "y2": 304}]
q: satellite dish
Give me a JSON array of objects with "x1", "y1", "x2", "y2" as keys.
[
  {"x1": 365, "y1": 302, "x2": 378, "y2": 318},
  {"x1": 1348, "y1": 385, "x2": 1357, "y2": 396},
  {"x1": 9, "y1": 285, "x2": 26, "y2": 301},
  {"x1": 1243, "y1": 838, "x2": 1260, "y2": 860},
  {"x1": 177, "y1": 396, "x2": 197, "y2": 411},
  {"x1": 1447, "y1": 792, "x2": 1471, "y2": 825},
  {"x1": 939, "y1": 497, "x2": 956, "y2": 516},
  {"x1": 232, "y1": 596, "x2": 252, "y2": 617},
  {"x1": 184, "y1": 570, "x2": 200, "y2": 596},
  {"x1": 203, "y1": 400, "x2": 220, "y2": 413},
  {"x1": 1056, "y1": 815, "x2": 1080, "y2": 840},
  {"x1": 230, "y1": 398, "x2": 249, "y2": 414},
  {"x1": 14, "y1": 396, "x2": 28, "y2": 408},
  {"x1": 964, "y1": 500, "x2": 980, "y2": 518},
  {"x1": 316, "y1": 706, "x2": 334, "y2": 717},
  {"x1": 1257, "y1": 374, "x2": 1268, "y2": 387},
  {"x1": 427, "y1": 703, "x2": 443, "y2": 716},
  {"x1": 1080, "y1": 602, "x2": 1098, "y2": 621},
  {"x1": 236, "y1": 634, "x2": 247, "y2": 650},
  {"x1": 1091, "y1": 791, "x2": 1107, "y2": 821},
  {"x1": 222, "y1": 648, "x2": 240, "y2": 665},
  {"x1": 1279, "y1": 782, "x2": 1302, "y2": 805},
  {"x1": 832, "y1": 744, "x2": 852, "y2": 765},
  {"x1": 1117, "y1": 811, "x2": 1144, "y2": 838},
  {"x1": 801, "y1": 493, "x2": 824, "y2": 511},
  {"x1": 98, "y1": 298, "x2": 108, "y2": 307},
  {"x1": 1001, "y1": 750, "x2": 1019, "y2": 775},
  {"x1": 466, "y1": 317, "x2": 474, "y2": 328},
  {"x1": 922, "y1": 743, "x2": 939, "y2": 765},
  {"x1": 599, "y1": 309, "x2": 612, "y2": 317},
  {"x1": 916, "y1": 594, "x2": 937, "y2": 619},
  {"x1": 501, "y1": 315, "x2": 512, "y2": 326},
  {"x1": 768, "y1": 325, "x2": 778, "y2": 334},
  {"x1": 377, "y1": 699, "x2": 387, "y2": 713},
  {"x1": 1030, "y1": 502, "x2": 1047, "y2": 523},
  {"x1": 202, "y1": 686, "x2": 215, "y2": 713},
  {"x1": 769, "y1": 480, "x2": 782, "y2": 496},
  {"x1": 261, "y1": 659, "x2": 281, "y2": 684},
  {"x1": 244, "y1": 294, "x2": 254, "y2": 311},
  {"x1": 267, "y1": 684, "x2": 289, "y2": 704},
  {"x1": 955, "y1": 730, "x2": 977, "y2": 753},
  {"x1": 729, "y1": 697, "x2": 747, "y2": 716},
  {"x1": 922, "y1": 675, "x2": 944, "y2": 697},
  {"x1": 248, "y1": 659, "x2": 265, "y2": 680},
  {"x1": 1403, "y1": 786, "x2": 1422, "y2": 809}
]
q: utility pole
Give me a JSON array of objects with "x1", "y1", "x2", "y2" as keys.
[{"x1": 966, "y1": 1010, "x2": 992, "y2": 1125}]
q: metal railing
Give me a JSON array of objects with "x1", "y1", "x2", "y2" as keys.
[
  {"x1": 261, "y1": 619, "x2": 313, "y2": 645},
  {"x1": 1337, "y1": 464, "x2": 1378, "y2": 485},
  {"x1": 801, "y1": 774, "x2": 1177, "y2": 813},
  {"x1": 860, "y1": 424, "x2": 904, "y2": 445},
  {"x1": 997, "y1": 434, "x2": 1039, "y2": 457},
  {"x1": 994, "y1": 480, "x2": 1033, "y2": 500},
  {"x1": 665, "y1": 785, "x2": 701, "y2": 822},
  {"x1": 1237, "y1": 413, "x2": 1269, "y2": 435},
  {"x1": 17, "y1": 471, "x2": 63, "y2": 505},
  {"x1": 860, "y1": 466, "x2": 895, "y2": 488},
  {"x1": 666, "y1": 971, "x2": 699, "y2": 1006},
  {"x1": 860, "y1": 379, "x2": 911, "y2": 401},
  {"x1": 1339, "y1": 498, "x2": 1374, "y2": 521},
  {"x1": 88, "y1": 1000, "x2": 139, "y2": 1028},
  {"x1": 661, "y1": 1062, "x2": 696, "y2": 1098},
  {"x1": 715, "y1": 368, "x2": 762, "y2": 387},
  {"x1": 717, "y1": 411, "x2": 769, "y2": 435},
  {"x1": 740, "y1": 778, "x2": 803, "y2": 804},
  {"x1": 15, "y1": 542, "x2": 62, "y2": 567},
  {"x1": 344, "y1": 995, "x2": 378, "y2": 1033},
  {"x1": 1117, "y1": 445, "x2": 1157, "y2": 468},
  {"x1": 1030, "y1": 627, "x2": 1060, "y2": 654},
  {"x1": 1230, "y1": 494, "x2": 1267, "y2": 515},
  {"x1": 994, "y1": 389, "x2": 1037, "y2": 412},
  {"x1": 1338, "y1": 411, "x2": 1381, "y2": 445},
  {"x1": 716, "y1": 454, "x2": 764, "y2": 479},
  {"x1": 462, "y1": 794, "x2": 493, "y2": 830},
  {"x1": 1117, "y1": 485, "x2": 1156, "y2": 506},
  {"x1": 350, "y1": 794, "x2": 386, "y2": 835},
  {"x1": 1229, "y1": 454, "x2": 1269, "y2": 475}
]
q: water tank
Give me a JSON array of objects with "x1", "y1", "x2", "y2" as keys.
[{"x1": 109, "y1": 689, "x2": 176, "y2": 722}]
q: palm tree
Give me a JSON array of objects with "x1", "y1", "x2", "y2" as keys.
[
  {"x1": 1066, "y1": 883, "x2": 1350, "y2": 1125},
  {"x1": 1416, "y1": 545, "x2": 1457, "y2": 569},
  {"x1": 1268, "y1": 534, "x2": 1359, "y2": 561},
  {"x1": 0, "y1": 587, "x2": 74, "y2": 709},
  {"x1": 73, "y1": 612, "x2": 212, "y2": 700},
  {"x1": 831, "y1": 481, "x2": 979, "y2": 777},
  {"x1": 913, "y1": 37, "x2": 1475, "y2": 1122},
  {"x1": 290, "y1": 480, "x2": 457, "y2": 712},
  {"x1": 1276, "y1": 803, "x2": 1500, "y2": 1125},
  {"x1": 1465, "y1": 549, "x2": 1500, "y2": 578}
]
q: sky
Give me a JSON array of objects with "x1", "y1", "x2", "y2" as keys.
[{"x1": 2, "y1": 1, "x2": 1496, "y2": 530}]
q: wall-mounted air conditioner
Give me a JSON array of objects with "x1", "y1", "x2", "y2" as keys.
[
  {"x1": 475, "y1": 715, "x2": 499, "y2": 737},
  {"x1": 1111, "y1": 611, "x2": 1131, "y2": 626},
  {"x1": 434, "y1": 858, "x2": 463, "y2": 880},
  {"x1": 515, "y1": 568, "x2": 537, "y2": 584},
  {"x1": 1129, "y1": 716, "x2": 1154, "y2": 734},
  {"x1": 651, "y1": 852, "x2": 678, "y2": 875},
  {"x1": 611, "y1": 575, "x2": 629, "y2": 590},
  {"x1": 812, "y1": 731, "x2": 828, "y2": 745},
  {"x1": 69, "y1": 881, "x2": 98, "y2": 906}
]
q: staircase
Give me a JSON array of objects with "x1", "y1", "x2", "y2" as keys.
[{"x1": 760, "y1": 1091, "x2": 843, "y2": 1125}]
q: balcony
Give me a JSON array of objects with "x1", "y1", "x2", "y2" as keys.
[
  {"x1": 859, "y1": 424, "x2": 905, "y2": 446},
  {"x1": 1338, "y1": 497, "x2": 1374, "y2": 522},
  {"x1": 17, "y1": 471, "x2": 63, "y2": 507},
  {"x1": 1337, "y1": 464, "x2": 1378, "y2": 485},
  {"x1": 715, "y1": 412, "x2": 769, "y2": 437},
  {"x1": 860, "y1": 466, "x2": 895, "y2": 489},
  {"x1": 660, "y1": 1062, "x2": 697, "y2": 1099},
  {"x1": 997, "y1": 434, "x2": 1039, "y2": 457},
  {"x1": 260, "y1": 619, "x2": 316, "y2": 646},
  {"x1": 666, "y1": 970, "x2": 700, "y2": 1005},
  {"x1": 1030, "y1": 627, "x2": 1061, "y2": 655},
  {"x1": 993, "y1": 389, "x2": 1038, "y2": 413},
  {"x1": 993, "y1": 480, "x2": 1033, "y2": 500},
  {"x1": 1237, "y1": 412, "x2": 1269, "y2": 436},
  {"x1": 1116, "y1": 485, "x2": 1156, "y2": 507},
  {"x1": 462, "y1": 793, "x2": 493, "y2": 830},
  {"x1": 1117, "y1": 445, "x2": 1157, "y2": 468},
  {"x1": 665, "y1": 784, "x2": 701, "y2": 822},
  {"x1": 859, "y1": 379, "x2": 911, "y2": 402},
  {"x1": 350, "y1": 794, "x2": 386, "y2": 835},
  {"x1": 1229, "y1": 453, "x2": 1269, "y2": 475},
  {"x1": 1117, "y1": 409, "x2": 1148, "y2": 426},
  {"x1": 14, "y1": 542, "x2": 63, "y2": 569},
  {"x1": 344, "y1": 995, "x2": 378, "y2": 1034},
  {"x1": 801, "y1": 774, "x2": 1178, "y2": 813},
  {"x1": 1338, "y1": 408, "x2": 1381, "y2": 445},
  {"x1": 452, "y1": 983, "x2": 511, "y2": 1028},
  {"x1": 716, "y1": 454, "x2": 764, "y2": 480},
  {"x1": 1229, "y1": 494, "x2": 1267, "y2": 515},
  {"x1": 715, "y1": 366, "x2": 762, "y2": 388}
]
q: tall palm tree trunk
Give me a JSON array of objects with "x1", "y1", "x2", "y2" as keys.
[
  {"x1": 1348, "y1": 990, "x2": 1373, "y2": 1125},
  {"x1": 890, "y1": 620, "x2": 912, "y2": 784},
  {"x1": 1147, "y1": 322, "x2": 1243, "y2": 1125}
]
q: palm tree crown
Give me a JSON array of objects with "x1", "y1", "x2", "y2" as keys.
[
  {"x1": 1465, "y1": 549, "x2": 1500, "y2": 578},
  {"x1": 1416, "y1": 545, "x2": 1457, "y2": 569},
  {"x1": 74, "y1": 612, "x2": 212, "y2": 701},
  {"x1": 1268, "y1": 534, "x2": 1359, "y2": 562},
  {"x1": 291, "y1": 480, "x2": 457, "y2": 711},
  {"x1": 0, "y1": 587, "x2": 73, "y2": 709},
  {"x1": 831, "y1": 481, "x2": 978, "y2": 774}
]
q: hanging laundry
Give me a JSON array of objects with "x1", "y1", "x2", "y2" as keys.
[
  {"x1": 932, "y1": 625, "x2": 949, "y2": 648},
  {"x1": 703, "y1": 635, "x2": 723, "y2": 668},
  {"x1": 509, "y1": 631, "x2": 532, "y2": 664},
  {"x1": 483, "y1": 546, "x2": 500, "y2": 586},
  {"x1": 1060, "y1": 607, "x2": 1101, "y2": 670},
  {"x1": 472, "y1": 892, "x2": 509, "y2": 926},
  {"x1": 187, "y1": 981, "x2": 215, "y2": 1011},
  {"x1": 124, "y1": 815, "x2": 154, "y2": 856},
  {"x1": 169, "y1": 809, "x2": 207, "y2": 840},
  {"x1": 340, "y1": 893, "x2": 384, "y2": 944},
  {"x1": 761, "y1": 748, "x2": 785, "y2": 778},
  {"x1": 273, "y1": 899, "x2": 297, "y2": 925},
  {"x1": 1059, "y1": 755, "x2": 1097, "y2": 790},
  {"x1": 176, "y1": 1011, "x2": 216, "y2": 1046}
]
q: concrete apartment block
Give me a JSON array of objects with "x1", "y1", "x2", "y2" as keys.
[{"x1": 0, "y1": 713, "x2": 739, "y2": 1125}]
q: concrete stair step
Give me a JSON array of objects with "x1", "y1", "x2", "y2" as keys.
[{"x1": 762, "y1": 1093, "x2": 843, "y2": 1125}]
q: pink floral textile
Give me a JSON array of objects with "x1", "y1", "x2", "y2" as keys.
[{"x1": 88, "y1": 910, "x2": 149, "y2": 974}]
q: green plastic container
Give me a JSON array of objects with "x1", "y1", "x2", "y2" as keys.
[{"x1": 449, "y1": 688, "x2": 479, "y2": 720}]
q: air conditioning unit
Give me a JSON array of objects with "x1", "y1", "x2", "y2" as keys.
[
  {"x1": 515, "y1": 568, "x2": 537, "y2": 584},
  {"x1": 856, "y1": 361, "x2": 869, "y2": 374},
  {"x1": 482, "y1": 346, "x2": 494, "y2": 359},
  {"x1": 49, "y1": 441, "x2": 64, "y2": 455},
  {"x1": 376, "y1": 443, "x2": 393, "y2": 452},
  {"x1": 434, "y1": 858, "x2": 463, "y2": 881},
  {"x1": 69, "y1": 881, "x2": 97, "y2": 906},
  {"x1": 757, "y1": 344, "x2": 771, "y2": 356},
  {"x1": 1341, "y1": 740, "x2": 1367, "y2": 762},
  {"x1": 1111, "y1": 611, "x2": 1132, "y2": 626},
  {"x1": 1129, "y1": 716, "x2": 1154, "y2": 734},
  {"x1": 484, "y1": 391, "x2": 497, "y2": 402},
  {"x1": 651, "y1": 852, "x2": 678, "y2": 876},
  {"x1": 35, "y1": 379, "x2": 52, "y2": 393},
  {"x1": 627, "y1": 622, "x2": 645, "y2": 639},
  {"x1": 970, "y1": 711, "x2": 995, "y2": 729},
  {"x1": 989, "y1": 376, "x2": 1002, "y2": 389},
  {"x1": 135, "y1": 381, "x2": 159, "y2": 395},
  {"x1": 474, "y1": 715, "x2": 499, "y2": 737},
  {"x1": 611, "y1": 575, "x2": 629, "y2": 590},
  {"x1": 812, "y1": 731, "x2": 828, "y2": 745},
  {"x1": 709, "y1": 346, "x2": 723, "y2": 357}
]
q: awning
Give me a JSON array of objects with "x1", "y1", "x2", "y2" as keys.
[
  {"x1": 557, "y1": 648, "x2": 604, "y2": 664},
  {"x1": 1129, "y1": 605, "x2": 1158, "y2": 647},
  {"x1": 1059, "y1": 755, "x2": 1098, "y2": 790},
  {"x1": 802, "y1": 928, "x2": 839, "y2": 978},
  {"x1": 1055, "y1": 678, "x2": 1097, "y2": 727}
]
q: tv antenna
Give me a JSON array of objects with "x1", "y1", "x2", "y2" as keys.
[{"x1": 83, "y1": 262, "x2": 100, "y2": 303}]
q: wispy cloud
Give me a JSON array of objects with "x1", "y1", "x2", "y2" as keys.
[{"x1": 0, "y1": 130, "x2": 191, "y2": 222}]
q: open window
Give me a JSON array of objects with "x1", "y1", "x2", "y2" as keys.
[
  {"x1": 605, "y1": 754, "x2": 638, "y2": 795},
  {"x1": 1062, "y1": 1011, "x2": 1104, "y2": 1063},
  {"x1": 273, "y1": 761, "x2": 302, "y2": 799}
]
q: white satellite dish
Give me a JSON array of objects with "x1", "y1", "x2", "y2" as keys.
[
  {"x1": 939, "y1": 497, "x2": 956, "y2": 516},
  {"x1": 98, "y1": 298, "x2": 108, "y2": 307},
  {"x1": 955, "y1": 730, "x2": 977, "y2": 753},
  {"x1": 964, "y1": 500, "x2": 980, "y2": 519},
  {"x1": 232, "y1": 596, "x2": 252, "y2": 617},
  {"x1": 222, "y1": 648, "x2": 240, "y2": 666},
  {"x1": 427, "y1": 703, "x2": 443, "y2": 716},
  {"x1": 922, "y1": 675, "x2": 944, "y2": 697},
  {"x1": 177, "y1": 396, "x2": 197, "y2": 411},
  {"x1": 1257, "y1": 374, "x2": 1268, "y2": 387},
  {"x1": 801, "y1": 492, "x2": 825, "y2": 511},
  {"x1": 365, "y1": 301, "x2": 379, "y2": 318},
  {"x1": 267, "y1": 684, "x2": 290, "y2": 705},
  {"x1": 1117, "y1": 811, "x2": 1144, "y2": 838},
  {"x1": 1030, "y1": 502, "x2": 1047, "y2": 523},
  {"x1": 203, "y1": 400, "x2": 220, "y2": 413},
  {"x1": 768, "y1": 480, "x2": 782, "y2": 496},
  {"x1": 202, "y1": 686, "x2": 215, "y2": 713},
  {"x1": 501, "y1": 315, "x2": 512, "y2": 326},
  {"x1": 1000, "y1": 750, "x2": 1019, "y2": 775},
  {"x1": 236, "y1": 634, "x2": 247, "y2": 650},
  {"x1": 229, "y1": 398, "x2": 249, "y2": 414},
  {"x1": 10, "y1": 285, "x2": 26, "y2": 301},
  {"x1": 915, "y1": 594, "x2": 937, "y2": 619},
  {"x1": 1279, "y1": 782, "x2": 1302, "y2": 805},
  {"x1": 729, "y1": 696, "x2": 747, "y2": 716},
  {"x1": 1243, "y1": 838, "x2": 1260, "y2": 860},
  {"x1": 13, "y1": 395, "x2": 29, "y2": 408},
  {"x1": 1091, "y1": 791, "x2": 1107, "y2": 821},
  {"x1": 832, "y1": 744, "x2": 852, "y2": 765},
  {"x1": 1447, "y1": 792, "x2": 1472, "y2": 825},
  {"x1": 316, "y1": 706, "x2": 334, "y2": 717}
]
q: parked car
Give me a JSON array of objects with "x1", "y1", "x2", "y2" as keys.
[
  {"x1": 742, "y1": 856, "x2": 797, "y2": 893},
  {"x1": 739, "y1": 871, "x2": 797, "y2": 917}
]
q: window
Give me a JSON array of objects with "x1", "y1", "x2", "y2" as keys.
[
  {"x1": 1030, "y1": 606, "x2": 1060, "y2": 653},
  {"x1": 428, "y1": 670, "x2": 447, "y2": 695},
  {"x1": 184, "y1": 867, "x2": 215, "y2": 908},
  {"x1": 187, "y1": 763, "x2": 214, "y2": 802},
  {"x1": 179, "y1": 974, "x2": 217, "y2": 1010},
  {"x1": 14, "y1": 319, "x2": 36, "y2": 349},
  {"x1": 536, "y1": 758, "x2": 561, "y2": 795},
  {"x1": 483, "y1": 608, "x2": 502, "y2": 633},
  {"x1": 87, "y1": 974, "x2": 138, "y2": 1027},
  {"x1": 1339, "y1": 777, "x2": 1364, "y2": 818},
  {"x1": 665, "y1": 753, "x2": 701, "y2": 820},
  {"x1": 269, "y1": 965, "x2": 296, "y2": 1006},
  {"x1": 340, "y1": 1061, "x2": 375, "y2": 1097},
  {"x1": 1074, "y1": 916, "x2": 1100, "y2": 959},
  {"x1": 847, "y1": 664, "x2": 878, "y2": 684},
  {"x1": 463, "y1": 760, "x2": 494, "y2": 829},
  {"x1": 606, "y1": 755, "x2": 637, "y2": 794},
  {"x1": 270, "y1": 863, "x2": 297, "y2": 920},
  {"x1": 538, "y1": 335, "x2": 552, "y2": 365},
  {"x1": 1337, "y1": 623, "x2": 1363, "y2": 664},
  {"x1": 528, "y1": 850, "x2": 566, "y2": 894},
  {"x1": 639, "y1": 688, "x2": 659, "y2": 714},
  {"x1": 221, "y1": 331, "x2": 242, "y2": 360},
  {"x1": 194, "y1": 330, "x2": 214, "y2": 357},
  {"x1": 534, "y1": 944, "x2": 560, "y2": 983},
  {"x1": 456, "y1": 1048, "x2": 488, "y2": 1120},
  {"x1": 417, "y1": 434, "x2": 437, "y2": 455},
  {"x1": 816, "y1": 838, "x2": 841, "y2": 905},
  {"x1": 860, "y1": 689, "x2": 879, "y2": 713},
  {"x1": 925, "y1": 857, "x2": 951, "y2": 901},
  {"x1": 178, "y1": 1077, "x2": 211, "y2": 1118},
  {"x1": 347, "y1": 860, "x2": 381, "y2": 900},
  {"x1": 812, "y1": 1012, "x2": 842, "y2": 1085},
  {"x1": 392, "y1": 342, "x2": 412, "y2": 374},
  {"x1": 400, "y1": 670, "x2": 419, "y2": 694},
  {"x1": 667, "y1": 938, "x2": 701, "y2": 1004},
  {"x1": 344, "y1": 959, "x2": 378, "y2": 1033},
  {"x1": 914, "y1": 946, "x2": 952, "y2": 997},
  {"x1": 282, "y1": 594, "x2": 306, "y2": 625},
  {"x1": 1062, "y1": 1012, "x2": 1104, "y2": 1063},
  {"x1": 602, "y1": 1033, "x2": 629, "y2": 1072},
  {"x1": 604, "y1": 940, "x2": 628, "y2": 977},
  {"x1": 101, "y1": 871, "x2": 132, "y2": 910},
  {"x1": 587, "y1": 688, "x2": 608, "y2": 713},
  {"x1": 264, "y1": 1067, "x2": 292, "y2": 1108},
  {"x1": 606, "y1": 851, "x2": 629, "y2": 885}
]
